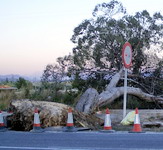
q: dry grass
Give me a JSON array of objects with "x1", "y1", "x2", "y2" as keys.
[{"x1": 0, "y1": 90, "x2": 16, "y2": 110}]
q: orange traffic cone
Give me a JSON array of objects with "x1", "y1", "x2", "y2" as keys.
[
  {"x1": 100, "y1": 108, "x2": 115, "y2": 133},
  {"x1": 0, "y1": 110, "x2": 7, "y2": 132},
  {"x1": 31, "y1": 108, "x2": 44, "y2": 132},
  {"x1": 63, "y1": 108, "x2": 77, "y2": 132},
  {"x1": 129, "y1": 108, "x2": 144, "y2": 133},
  {"x1": 67, "y1": 108, "x2": 74, "y2": 127}
]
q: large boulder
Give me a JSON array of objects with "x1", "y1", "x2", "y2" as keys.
[{"x1": 7, "y1": 99, "x2": 103, "y2": 131}]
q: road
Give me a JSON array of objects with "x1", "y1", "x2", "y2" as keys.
[{"x1": 0, "y1": 131, "x2": 163, "y2": 150}]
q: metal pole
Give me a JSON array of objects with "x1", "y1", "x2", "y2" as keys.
[{"x1": 123, "y1": 68, "x2": 128, "y2": 118}]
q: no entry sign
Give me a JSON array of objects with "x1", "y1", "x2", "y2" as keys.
[
  {"x1": 122, "y1": 42, "x2": 132, "y2": 118},
  {"x1": 122, "y1": 42, "x2": 132, "y2": 68}
]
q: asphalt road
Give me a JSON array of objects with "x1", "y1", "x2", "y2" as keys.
[{"x1": 0, "y1": 131, "x2": 163, "y2": 150}]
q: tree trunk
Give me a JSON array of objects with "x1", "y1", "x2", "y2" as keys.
[
  {"x1": 75, "y1": 69, "x2": 163, "y2": 114},
  {"x1": 75, "y1": 88, "x2": 99, "y2": 113},
  {"x1": 97, "y1": 87, "x2": 163, "y2": 108},
  {"x1": 8, "y1": 99, "x2": 103, "y2": 131}
]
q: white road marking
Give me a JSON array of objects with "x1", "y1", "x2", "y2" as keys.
[
  {"x1": 0, "y1": 146, "x2": 91, "y2": 150},
  {"x1": 0, "y1": 146, "x2": 162, "y2": 150}
]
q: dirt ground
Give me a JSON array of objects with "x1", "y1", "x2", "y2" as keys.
[{"x1": 96, "y1": 109, "x2": 163, "y2": 132}]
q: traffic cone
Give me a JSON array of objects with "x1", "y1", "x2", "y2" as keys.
[
  {"x1": 129, "y1": 108, "x2": 144, "y2": 133},
  {"x1": 31, "y1": 108, "x2": 44, "y2": 133},
  {"x1": 66, "y1": 108, "x2": 74, "y2": 127},
  {"x1": 100, "y1": 108, "x2": 115, "y2": 133},
  {"x1": 63, "y1": 108, "x2": 77, "y2": 132},
  {"x1": 0, "y1": 110, "x2": 7, "y2": 132}
]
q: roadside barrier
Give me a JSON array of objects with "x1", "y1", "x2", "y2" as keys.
[
  {"x1": 0, "y1": 110, "x2": 7, "y2": 132},
  {"x1": 63, "y1": 108, "x2": 77, "y2": 132},
  {"x1": 129, "y1": 108, "x2": 145, "y2": 133},
  {"x1": 30, "y1": 108, "x2": 44, "y2": 133},
  {"x1": 100, "y1": 108, "x2": 115, "y2": 133}
]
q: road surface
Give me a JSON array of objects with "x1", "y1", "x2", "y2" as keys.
[{"x1": 0, "y1": 131, "x2": 163, "y2": 150}]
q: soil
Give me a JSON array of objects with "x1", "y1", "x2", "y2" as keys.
[{"x1": 96, "y1": 109, "x2": 163, "y2": 132}]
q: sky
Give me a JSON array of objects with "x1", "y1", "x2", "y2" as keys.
[{"x1": 0, "y1": 0, "x2": 162, "y2": 77}]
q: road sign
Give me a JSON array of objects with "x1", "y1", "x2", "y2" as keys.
[
  {"x1": 122, "y1": 42, "x2": 132, "y2": 68},
  {"x1": 122, "y1": 42, "x2": 132, "y2": 118}
]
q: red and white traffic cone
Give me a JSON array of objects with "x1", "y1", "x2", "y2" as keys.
[
  {"x1": 66, "y1": 108, "x2": 74, "y2": 127},
  {"x1": 31, "y1": 108, "x2": 43, "y2": 132},
  {"x1": 101, "y1": 108, "x2": 115, "y2": 133},
  {"x1": 104, "y1": 108, "x2": 112, "y2": 130},
  {"x1": 0, "y1": 110, "x2": 7, "y2": 132},
  {"x1": 129, "y1": 108, "x2": 144, "y2": 133},
  {"x1": 63, "y1": 108, "x2": 77, "y2": 132}
]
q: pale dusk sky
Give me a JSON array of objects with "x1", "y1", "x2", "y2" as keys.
[{"x1": 0, "y1": 0, "x2": 162, "y2": 76}]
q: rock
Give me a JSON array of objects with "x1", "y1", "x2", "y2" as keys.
[{"x1": 7, "y1": 99, "x2": 103, "y2": 131}]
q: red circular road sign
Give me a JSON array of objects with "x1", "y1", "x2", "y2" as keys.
[{"x1": 122, "y1": 42, "x2": 132, "y2": 68}]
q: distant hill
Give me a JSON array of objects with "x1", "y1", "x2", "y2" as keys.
[{"x1": 0, "y1": 74, "x2": 41, "y2": 82}]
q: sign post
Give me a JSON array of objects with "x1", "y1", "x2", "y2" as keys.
[{"x1": 122, "y1": 42, "x2": 132, "y2": 118}]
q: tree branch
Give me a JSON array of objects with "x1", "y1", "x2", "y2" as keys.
[
  {"x1": 97, "y1": 87, "x2": 163, "y2": 108},
  {"x1": 105, "y1": 68, "x2": 123, "y2": 91}
]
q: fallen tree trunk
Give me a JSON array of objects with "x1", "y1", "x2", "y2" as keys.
[
  {"x1": 75, "y1": 88, "x2": 99, "y2": 113},
  {"x1": 8, "y1": 99, "x2": 103, "y2": 131},
  {"x1": 97, "y1": 87, "x2": 163, "y2": 108},
  {"x1": 75, "y1": 68, "x2": 163, "y2": 114}
]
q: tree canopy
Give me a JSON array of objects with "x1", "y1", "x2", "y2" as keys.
[
  {"x1": 42, "y1": 0, "x2": 163, "y2": 101},
  {"x1": 71, "y1": 0, "x2": 163, "y2": 74}
]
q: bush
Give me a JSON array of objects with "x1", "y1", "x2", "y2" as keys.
[
  {"x1": 107, "y1": 95, "x2": 160, "y2": 109},
  {"x1": 0, "y1": 91, "x2": 16, "y2": 110}
]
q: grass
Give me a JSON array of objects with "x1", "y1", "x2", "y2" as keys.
[{"x1": 0, "y1": 90, "x2": 16, "y2": 110}]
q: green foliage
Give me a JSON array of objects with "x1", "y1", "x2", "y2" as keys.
[
  {"x1": 30, "y1": 85, "x2": 78, "y2": 106},
  {"x1": 153, "y1": 61, "x2": 163, "y2": 78},
  {"x1": 0, "y1": 91, "x2": 17, "y2": 110},
  {"x1": 72, "y1": 72, "x2": 109, "y2": 93},
  {"x1": 67, "y1": 0, "x2": 163, "y2": 95},
  {"x1": 0, "y1": 80, "x2": 15, "y2": 87},
  {"x1": 108, "y1": 95, "x2": 160, "y2": 109},
  {"x1": 71, "y1": 0, "x2": 163, "y2": 74},
  {"x1": 15, "y1": 77, "x2": 32, "y2": 90},
  {"x1": 15, "y1": 77, "x2": 27, "y2": 89}
]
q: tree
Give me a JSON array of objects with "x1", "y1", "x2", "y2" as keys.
[
  {"x1": 41, "y1": 55, "x2": 76, "y2": 102},
  {"x1": 41, "y1": 64, "x2": 63, "y2": 100},
  {"x1": 40, "y1": 1, "x2": 163, "y2": 112},
  {"x1": 15, "y1": 77, "x2": 28, "y2": 89},
  {"x1": 70, "y1": 0, "x2": 163, "y2": 113},
  {"x1": 69, "y1": 0, "x2": 163, "y2": 91},
  {"x1": 15, "y1": 77, "x2": 33, "y2": 98},
  {"x1": 75, "y1": 69, "x2": 163, "y2": 114},
  {"x1": 71, "y1": 0, "x2": 163, "y2": 75}
]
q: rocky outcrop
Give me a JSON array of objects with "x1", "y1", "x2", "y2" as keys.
[{"x1": 7, "y1": 99, "x2": 103, "y2": 131}]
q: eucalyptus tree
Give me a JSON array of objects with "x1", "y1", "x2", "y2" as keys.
[
  {"x1": 71, "y1": 0, "x2": 163, "y2": 74},
  {"x1": 70, "y1": 0, "x2": 163, "y2": 112}
]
